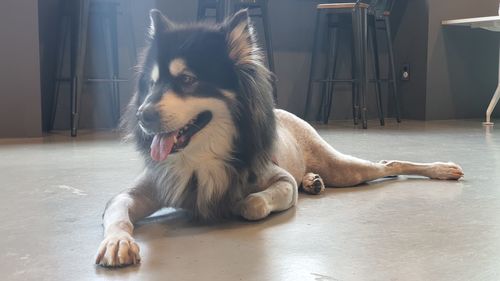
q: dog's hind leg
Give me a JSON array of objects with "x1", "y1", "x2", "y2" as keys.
[
  {"x1": 275, "y1": 110, "x2": 464, "y2": 187},
  {"x1": 306, "y1": 137, "x2": 464, "y2": 187},
  {"x1": 238, "y1": 166, "x2": 298, "y2": 221}
]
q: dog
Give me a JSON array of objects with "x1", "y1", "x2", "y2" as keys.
[{"x1": 95, "y1": 9, "x2": 464, "y2": 267}]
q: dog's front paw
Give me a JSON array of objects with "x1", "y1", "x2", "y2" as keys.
[
  {"x1": 95, "y1": 233, "x2": 140, "y2": 267},
  {"x1": 241, "y1": 194, "x2": 271, "y2": 221}
]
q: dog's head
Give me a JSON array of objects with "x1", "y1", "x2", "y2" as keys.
[{"x1": 124, "y1": 9, "x2": 276, "y2": 166}]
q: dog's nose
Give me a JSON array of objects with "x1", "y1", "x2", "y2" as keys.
[{"x1": 137, "y1": 106, "x2": 160, "y2": 131}]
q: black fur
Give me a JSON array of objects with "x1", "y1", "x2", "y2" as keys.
[{"x1": 120, "y1": 9, "x2": 276, "y2": 219}]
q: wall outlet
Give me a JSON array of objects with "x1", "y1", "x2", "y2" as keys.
[{"x1": 401, "y1": 64, "x2": 410, "y2": 81}]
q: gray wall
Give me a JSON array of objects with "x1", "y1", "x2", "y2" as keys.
[
  {"x1": 426, "y1": 0, "x2": 499, "y2": 120},
  {"x1": 386, "y1": 0, "x2": 500, "y2": 120},
  {"x1": 0, "y1": 0, "x2": 42, "y2": 137},
  {"x1": 393, "y1": 0, "x2": 428, "y2": 120}
]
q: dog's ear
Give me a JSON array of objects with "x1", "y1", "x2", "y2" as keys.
[
  {"x1": 224, "y1": 9, "x2": 260, "y2": 65},
  {"x1": 148, "y1": 9, "x2": 174, "y2": 38}
]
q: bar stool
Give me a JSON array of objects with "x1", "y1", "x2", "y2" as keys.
[
  {"x1": 50, "y1": 0, "x2": 137, "y2": 136},
  {"x1": 304, "y1": 0, "x2": 401, "y2": 128},
  {"x1": 197, "y1": 0, "x2": 276, "y2": 101}
]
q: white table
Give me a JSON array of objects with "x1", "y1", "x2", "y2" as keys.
[{"x1": 442, "y1": 16, "x2": 500, "y2": 125}]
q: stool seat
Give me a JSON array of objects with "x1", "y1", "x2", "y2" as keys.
[{"x1": 317, "y1": 3, "x2": 369, "y2": 10}]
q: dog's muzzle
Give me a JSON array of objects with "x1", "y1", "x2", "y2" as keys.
[{"x1": 137, "y1": 105, "x2": 161, "y2": 133}]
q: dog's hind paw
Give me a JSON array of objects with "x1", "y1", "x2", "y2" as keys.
[
  {"x1": 95, "y1": 233, "x2": 141, "y2": 267},
  {"x1": 301, "y1": 173, "x2": 325, "y2": 195},
  {"x1": 428, "y1": 162, "x2": 464, "y2": 180}
]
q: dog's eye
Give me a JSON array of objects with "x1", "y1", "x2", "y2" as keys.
[{"x1": 179, "y1": 74, "x2": 197, "y2": 86}]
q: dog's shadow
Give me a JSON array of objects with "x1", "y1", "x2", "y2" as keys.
[
  {"x1": 133, "y1": 175, "x2": 457, "y2": 234},
  {"x1": 133, "y1": 202, "x2": 297, "y2": 242},
  {"x1": 133, "y1": 175, "x2": 463, "y2": 240}
]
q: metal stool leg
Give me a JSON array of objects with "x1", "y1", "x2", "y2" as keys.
[
  {"x1": 319, "y1": 21, "x2": 334, "y2": 123},
  {"x1": 358, "y1": 6, "x2": 369, "y2": 129},
  {"x1": 217, "y1": 0, "x2": 228, "y2": 23},
  {"x1": 125, "y1": 0, "x2": 137, "y2": 66},
  {"x1": 109, "y1": 9, "x2": 121, "y2": 127},
  {"x1": 99, "y1": 16, "x2": 112, "y2": 121},
  {"x1": 259, "y1": 0, "x2": 277, "y2": 102},
  {"x1": 317, "y1": 14, "x2": 332, "y2": 122},
  {"x1": 384, "y1": 16, "x2": 401, "y2": 123},
  {"x1": 352, "y1": 7, "x2": 368, "y2": 128},
  {"x1": 369, "y1": 15, "x2": 385, "y2": 126},
  {"x1": 71, "y1": 0, "x2": 90, "y2": 137},
  {"x1": 197, "y1": 2, "x2": 206, "y2": 20},
  {"x1": 304, "y1": 9, "x2": 321, "y2": 120},
  {"x1": 51, "y1": 10, "x2": 70, "y2": 131},
  {"x1": 350, "y1": 29, "x2": 359, "y2": 125},
  {"x1": 101, "y1": 12, "x2": 118, "y2": 127},
  {"x1": 93, "y1": 3, "x2": 124, "y2": 129},
  {"x1": 323, "y1": 23, "x2": 340, "y2": 124},
  {"x1": 69, "y1": 5, "x2": 78, "y2": 136},
  {"x1": 260, "y1": 0, "x2": 275, "y2": 73}
]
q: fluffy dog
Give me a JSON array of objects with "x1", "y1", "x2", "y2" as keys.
[{"x1": 95, "y1": 9, "x2": 463, "y2": 267}]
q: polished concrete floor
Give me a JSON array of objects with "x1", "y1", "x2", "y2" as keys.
[{"x1": 1, "y1": 119, "x2": 499, "y2": 281}]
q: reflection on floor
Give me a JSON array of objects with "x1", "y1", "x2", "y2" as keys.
[{"x1": 0, "y1": 119, "x2": 499, "y2": 281}]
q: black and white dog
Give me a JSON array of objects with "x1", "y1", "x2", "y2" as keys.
[{"x1": 96, "y1": 9, "x2": 463, "y2": 267}]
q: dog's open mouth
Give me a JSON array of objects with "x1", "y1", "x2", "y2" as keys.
[{"x1": 150, "y1": 111, "x2": 212, "y2": 162}]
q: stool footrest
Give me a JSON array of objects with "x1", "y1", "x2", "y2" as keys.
[
  {"x1": 55, "y1": 77, "x2": 72, "y2": 82},
  {"x1": 85, "y1": 78, "x2": 128, "y2": 83},
  {"x1": 314, "y1": 79, "x2": 355, "y2": 83}
]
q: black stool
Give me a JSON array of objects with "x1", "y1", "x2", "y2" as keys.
[
  {"x1": 198, "y1": 0, "x2": 276, "y2": 101},
  {"x1": 50, "y1": 0, "x2": 137, "y2": 137},
  {"x1": 304, "y1": 0, "x2": 401, "y2": 128}
]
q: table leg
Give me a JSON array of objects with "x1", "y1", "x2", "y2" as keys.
[{"x1": 483, "y1": 44, "x2": 500, "y2": 125}]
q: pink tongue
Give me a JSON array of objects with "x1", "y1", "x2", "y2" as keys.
[{"x1": 150, "y1": 132, "x2": 177, "y2": 162}]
